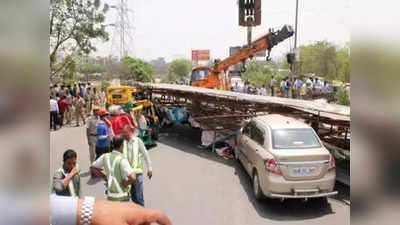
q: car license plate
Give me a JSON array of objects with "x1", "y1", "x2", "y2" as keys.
[{"x1": 292, "y1": 167, "x2": 317, "y2": 176}]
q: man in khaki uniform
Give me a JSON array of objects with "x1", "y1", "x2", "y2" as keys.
[
  {"x1": 73, "y1": 94, "x2": 86, "y2": 126},
  {"x1": 90, "y1": 88, "x2": 101, "y2": 110},
  {"x1": 65, "y1": 91, "x2": 73, "y2": 125},
  {"x1": 86, "y1": 106, "x2": 99, "y2": 167}
]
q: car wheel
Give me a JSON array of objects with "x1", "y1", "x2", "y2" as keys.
[{"x1": 253, "y1": 171, "x2": 264, "y2": 200}]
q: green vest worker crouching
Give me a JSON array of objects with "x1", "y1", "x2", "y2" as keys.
[
  {"x1": 90, "y1": 135, "x2": 136, "y2": 201},
  {"x1": 52, "y1": 149, "x2": 82, "y2": 197}
]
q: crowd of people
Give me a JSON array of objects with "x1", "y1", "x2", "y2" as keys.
[
  {"x1": 51, "y1": 88, "x2": 154, "y2": 205},
  {"x1": 234, "y1": 76, "x2": 332, "y2": 99},
  {"x1": 49, "y1": 82, "x2": 106, "y2": 131}
]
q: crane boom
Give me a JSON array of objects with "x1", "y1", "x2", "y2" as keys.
[{"x1": 191, "y1": 25, "x2": 294, "y2": 91}]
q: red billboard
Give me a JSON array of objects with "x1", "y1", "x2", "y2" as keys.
[{"x1": 192, "y1": 50, "x2": 210, "y2": 61}]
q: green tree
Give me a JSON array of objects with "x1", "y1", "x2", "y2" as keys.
[
  {"x1": 335, "y1": 48, "x2": 350, "y2": 83},
  {"x1": 335, "y1": 86, "x2": 350, "y2": 106},
  {"x1": 80, "y1": 64, "x2": 105, "y2": 74},
  {"x1": 166, "y1": 59, "x2": 191, "y2": 82},
  {"x1": 60, "y1": 55, "x2": 77, "y2": 84},
  {"x1": 121, "y1": 56, "x2": 154, "y2": 82},
  {"x1": 50, "y1": 0, "x2": 109, "y2": 78},
  {"x1": 299, "y1": 41, "x2": 340, "y2": 81},
  {"x1": 241, "y1": 61, "x2": 273, "y2": 87}
]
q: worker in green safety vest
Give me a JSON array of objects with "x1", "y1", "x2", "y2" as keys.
[
  {"x1": 52, "y1": 149, "x2": 81, "y2": 198},
  {"x1": 90, "y1": 135, "x2": 136, "y2": 201},
  {"x1": 121, "y1": 124, "x2": 153, "y2": 207}
]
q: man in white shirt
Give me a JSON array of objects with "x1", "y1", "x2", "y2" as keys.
[
  {"x1": 121, "y1": 124, "x2": 153, "y2": 206},
  {"x1": 260, "y1": 85, "x2": 266, "y2": 96},
  {"x1": 50, "y1": 96, "x2": 59, "y2": 131}
]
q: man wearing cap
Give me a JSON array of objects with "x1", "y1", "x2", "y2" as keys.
[
  {"x1": 86, "y1": 106, "x2": 99, "y2": 167},
  {"x1": 96, "y1": 109, "x2": 112, "y2": 159}
]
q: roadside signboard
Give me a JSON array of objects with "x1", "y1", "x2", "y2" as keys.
[{"x1": 192, "y1": 50, "x2": 210, "y2": 61}]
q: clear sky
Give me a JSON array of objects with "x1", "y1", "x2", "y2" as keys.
[{"x1": 94, "y1": 0, "x2": 350, "y2": 62}]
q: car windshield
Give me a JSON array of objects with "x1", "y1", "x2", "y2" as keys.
[{"x1": 271, "y1": 128, "x2": 321, "y2": 149}]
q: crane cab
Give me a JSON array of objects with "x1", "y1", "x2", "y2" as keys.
[{"x1": 190, "y1": 66, "x2": 210, "y2": 86}]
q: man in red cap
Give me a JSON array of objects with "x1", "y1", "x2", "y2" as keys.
[{"x1": 95, "y1": 108, "x2": 112, "y2": 159}]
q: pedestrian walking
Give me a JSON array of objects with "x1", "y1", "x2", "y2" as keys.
[
  {"x1": 87, "y1": 106, "x2": 100, "y2": 166},
  {"x1": 57, "y1": 95, "x2": 68, "y2": 128},
  {"x1": 96, "y1": 109, "x2": 111, "y2": 159},
  {"x1": 121, "y1": 124, "x2": 153, "y2": 206},
  {"x1": 50, "y1": 96, "x2": 59, "y2": 131},
  {"x1": 73, "y1": 94, "x2": 86, "y2": 126},
  {"x1": 90, "y1": 135, "x2": 136, "y2": 202},
  {"x1": 52, "y1": 149, "x2": 81, "y2": 197}
]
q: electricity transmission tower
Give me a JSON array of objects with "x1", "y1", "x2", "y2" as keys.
[{"x1": 110, "y1": 0, "x2": 135, "y2": 59}]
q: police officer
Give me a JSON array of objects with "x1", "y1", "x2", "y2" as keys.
[
  {"x1": 86, "y1": 106, "x2": 99, "y2": 166},
  {"x1": 52, "y1": 149, "x2": 81, "y2": 197},
  {"x1": 73, "y1": 94, "x2": 86, "y2": 126},
  {"x1": 90, "y1": 135, "x2": 136, "y2": 201}
]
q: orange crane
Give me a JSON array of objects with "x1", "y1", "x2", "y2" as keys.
[{"x1": 190, "y1": 25, "x2": 294, "y2": 91}]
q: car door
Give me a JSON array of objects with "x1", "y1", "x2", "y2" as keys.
[
  {"x1": 238, "y1": 122, "x2": 253, "y2": 175},
  {"x1": 248, "y1": 123, "x2": 266, "y2": 173}
]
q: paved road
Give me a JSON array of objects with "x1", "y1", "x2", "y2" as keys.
[{"x1": 50, "y1": 124, "x2": 350, "y2": 225}]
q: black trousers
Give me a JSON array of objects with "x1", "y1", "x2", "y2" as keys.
[
  {"x1": 59, "y1": 113, "x2": 64, "y2": 127},
  {"x1": 50, "y1": 111, "x2": 58, "y2": 130}
]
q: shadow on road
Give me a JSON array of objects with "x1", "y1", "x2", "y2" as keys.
[
  {"x1": 233, "y1": 161, "x2": 336, "y2": 221},
  {"x1": 158, "y1": 124, "x2": 348, "y2": 221}
]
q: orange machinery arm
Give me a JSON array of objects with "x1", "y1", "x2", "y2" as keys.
[{"x1": 193, "y1": 25, "x2": 294, "y2": 91}]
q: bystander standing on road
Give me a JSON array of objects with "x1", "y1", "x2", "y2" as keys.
[
  {"x1": 91, "y1": 87, "x2": 101, "y2": 110},
  {"x1": 279, "y1": 78, "x2": 285, "y2": 97},
  {"x1": 96, "y1": 109, "x2": 111, "y2": 159},
  {"x1": 73, "y1": 94, "x2": 86, "y2": 127},
  {"x1": 57, "y1": 95, "x2": 69, "y2": 128},
  {"x1": 306, "y1": 77, "x2": 314, "y2": 97},
  {"x1": 50, "y1": 96, "x2": 59, "y2": 131},
  {"x1": 52, "y1": 149, "x2": 81, "y2": 197},
  {"x1": 293, "y1": 77, "x2": 303, "y2": 99},
  {"x1": 269, "y1": 76, "x2": 276, "y2": 96},
  {"x1": 260, "y1": 84, "x2": 266, "y2": 96},
  {"x1": 321, "y1": 80, "x2": 330, "y2": 94},
  {"x1": 87, "y1": 106, "x2": 99, "y2": 167},
  {"x1": 285, "y1": 77, "x2": 291, "y2": 98},
  {"x1": 79, "y1": 83, "x2": 84, "y2": 98},
  {"x1": 84, "y1": 87, "x2": 91, "y2": 117},
  {"x1": 121, "y1": 124, "x2": 153, "y2": 207},
  {"x1": 100, "y1": 89, "x2": 106, "y2": 107},
  {"x1": 54, "y1": 84, "x2": 60, "y2": 96},
  {"x1": 65, "y1": 89, "x2": 73, "y2": 125},
  {"x1": 90, "y1": 135, "x2": 136, "y2": 202}
]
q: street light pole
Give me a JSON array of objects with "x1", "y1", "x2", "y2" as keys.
[
  {"x1": 294, "y1": 0, "x2": 299, "y2": 50},
  {"x1": 291, "y1": 0, "x2": 299, "y2": 98}
]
